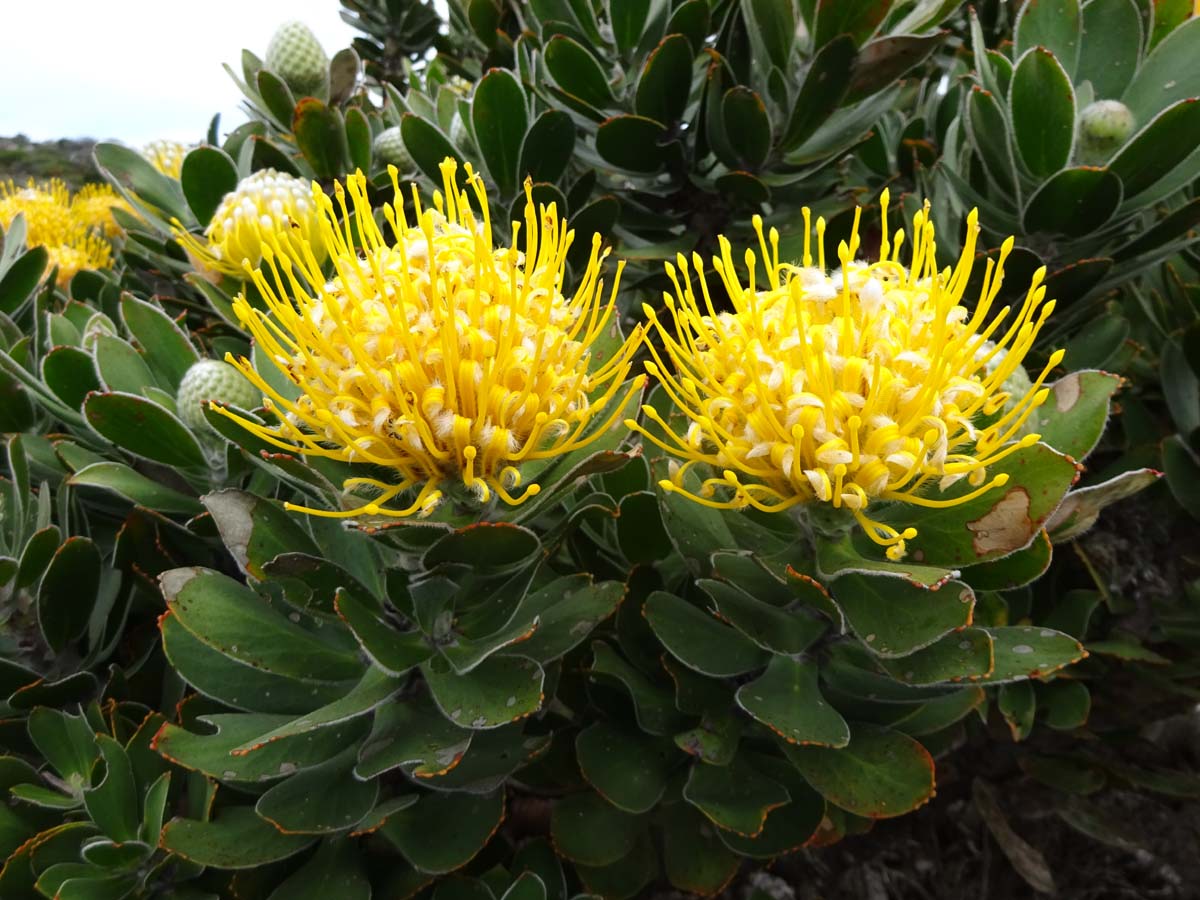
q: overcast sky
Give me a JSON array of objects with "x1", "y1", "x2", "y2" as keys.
[{"x1": 0, "y1": 1, "x2": 364, "y2": 146}]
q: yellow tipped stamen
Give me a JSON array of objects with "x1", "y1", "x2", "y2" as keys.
[
  {"x1": 221, "y1": 162, "x2": 640, "y2": 518},
  {"x1": 633, "y1": 202, "x2": 1059, "y2": 558}
]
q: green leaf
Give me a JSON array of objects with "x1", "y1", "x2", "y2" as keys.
[
  {"x1": 257, "y1": 69, "x2": 298, "y2": 128},
  {"x1": 38, "y1": 537, "x2": 101, "y2": 653},
  {"x1": 0, "y1": 246, "x2": 48, "y2": 317},
  {"x1": 422, "y1": 654, "x2": 544, "y2": 729},
  {"x1": 609, "y1": 0, "x2": 651, "y2": 55},
  {"x1": 634, "y1": 34, "x2": 694, "y2": 125},
  {"x1": 998, "y1": 680, "x2": 1036, "y2": 741},
  {"x1": 93, "y1": 335, "x2": 159, "y2": 395},
  {"x1": 180, "y1": 147, "x2": 239, "y2": 226},
  {"x1": 267, "y1": 838, "x2": 371, "y2": 900},
  {"x1": 16, "y1": 525, "x2": 60, "y2": 590},
  {"x1": 661, "y1": 803, "x2": 740, "y2": 895},
  {"x1": 721, "y1": 87, "x2": 771, "y2": 169},
  {"x1": 1031, "y1": 371, "x2": 1121, "y2": 460},
  {"x1": 1077, "y1": 0, "x2": 1142, "y2": 101},
  {"x1": 551, "y1": 791, "x2": 643, "y2": 865},
  {"x1": 1121, "y1": 17, "x2": 1200, "y2": 124},
  {"x1": 1010, "y1": 47, "x2": 1076, "y2": 177},
  {"x1": 518, "y1": 110, "x2": 575, "y2": 184},
  {"x1": 961, "y1": 530, "x2": 1052, "y2": 591},
  {"x1": 573, "y1": 833, "x2": 657, "y2": 900},
  {"x1": 379, "y1": 791, "x2": 504, "y2": 874},
  {"x1": 422, "y1": 522, "x2": 540, "y2": 574},
  {"x1": 69, "y1": 462, "x2": 204, "y2": 515},
  {"x1": 643, "y1": 590, "x2": 769, "y2": 677},
  {"x1": 292, "y1": 99, "x2": 349, "y2": 181},
  {"x1": 891, "y1": 442, "x2": 1080, "y2": 567},
  {"x1": 1014, "y1": 0, "x2": 1081, "y2": 77},
  {"x1": 334, "y1": 589, "x2": 433, "y2": 676},
  {"x1": 830, "y1": 573, "x2": 975, "y2": 658},
  {"x1": 736, "y1": 656, "x2": 850, "y2": 747},
  {"x1": 228, "y1": 668, "x2": 403, "y2": 750},
  {"x1": 746, "y1": 0, "x2": 796, "y2": 67},
  {"x1": 1038, "y1": 679, "x2": 1090, "y2": 730},
  {"x1": 160, "y1": 567, "x2": 362, "y2": 681},
  {"x1": 160, "y1": 806, "x2": 313, "y2": 869},
  {"x1": 684, "y1": 755, "x2": 790, "y2": 837},
  {"x1": 1164, "y1": 436, "x2": 1200, "y2": 515},
  {"x1": 879, "y1": 628, "x2": 995, "y2": 685},
  {"x1": 1109, "y1": 98, "x2": 1200, "y2": 199},
  {"x1": 814, "y1": 0, "x2": 891, "y2": 47},
  {"x1": 354, "y1": 696, "x2": 472, "y2": 780},
  {"x1": 84, "y1": 391, "x2": 206, "y2": 468},
  {"x1": 41, "y1": 346, "x2": 99, "y2": 409},
  {"x1": 257, "y1": 748, "x2": 378, "y2": 834},
  {"x1": 699, "y1": 578, "x2": 826, "y2": 655},
  {"x1": 153, "y1": 713, "x2": 369, "y2": 783},
  {"x1": 977, "y1": 626, "x2": 1086, "y2": 684},
  {"x1": 893, "y1": 686, "x2": 987, "y2": 737},
  {"x1": 203, "y1": 489, "x2": 320, "y2": 580},
  {"x1": 161, "y1": 613, "x2": 353, "y2": 714},
  {"x1": 27, "y1": 707, "x2": 97, "y2": 786},
  {"x1": 784, "y1": 724, "x2": 935, "y2": 818},
  {"x1": 472, "y1": 69, "x2": 527, "y2": 199},
  {"x1": 590, "y1": 641, "x2": 687, "y2": 736},
  {"x1": 714, "y1": 776, "x2": 825, "y2": 858},
  {"x1": 544, "y1": 36, "x2": 614, "y2": 109},
  {"x1": 1023, "y1": 168, "x2": 1122, "y2": 237},
  {"x1": 509, "y1": 577, "x2": 624, "y2": 664},
  {"x1": 576, "y1": 722, "x2": 675, "y2": 814},
  {"x1": 93, "y1": 142, "x2": 190, "y2": 222},
  {"x1": 344, "y1": 107, "x2": 372, "y2": 174},
  {"x1": 594, "y1": 115, "x2": 666, "y2": 172},
  {"x1": 847, "y1": 32, "x2": 946, "y2": 103},
  {"x1": 1047, "y1": 468, "x2": 1159, "y2": 542},
  {"x1": 781, "y1": 35, "x2": 855, "y2": 150},
  {"x1": 82, "y1": 736, "x2": 139, "y2": 842}
]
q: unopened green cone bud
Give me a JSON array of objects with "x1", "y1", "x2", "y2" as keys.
[
  {"x1": 373, "y1": 126, "x2": 412, "y2": 171},
  {"x1": 177, "y1": 360, "x2": 259, "y2": 432},
  {"x1": 265, "y1": 21, "x2": 329, "y2": 98},
  {"x1": 1077, "y1": 100, "x2": 1135, "y2": 163}
]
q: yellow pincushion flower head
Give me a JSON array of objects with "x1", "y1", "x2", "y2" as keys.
[
  {"x1": 141, "y1": 139, "x2": 190, "y2": 179},
  {"x1": 173, "y1": 169, "x2": 322, "y2": 279},
  {"x1": 70, "y1": 183, "x2": 130, "y2": 240},
  {"x1": 0, "y1": 178, "x2": 113, "y2": 286},
  {"x1": 215, "y1": 158, "x2": 643, "y2": 519},
  {"x1": 629, "y1": 189, "x2": 1063, "y2": 561}
]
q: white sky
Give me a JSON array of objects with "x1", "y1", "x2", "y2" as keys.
[{"x1": 0, "y1": 1, "x2": 361, "y2": 145}]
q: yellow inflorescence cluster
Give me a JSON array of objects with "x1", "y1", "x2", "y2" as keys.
[
  {"x1": 174, "y1": 169, "x2": 322, "y2": 279},
  {"x1": 0, "y1": 178, "x2": 126, "y2": 285},
  {"x1": 217, "y1": 160, "x2": 642, "y2": 518},
  {"x1": 629, "y1": 190, "x2": 1061, "y2": 560},
  {"x1": 141, "y1": 140, "x2": 190, "y2": 179}
]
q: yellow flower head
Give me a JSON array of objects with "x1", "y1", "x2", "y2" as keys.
[
  {"x1": 142, "y1": 139, "x2": 190, "y2": 179},
  {"x1": 173, "y1": 169, "x2": 322, "y2": 279},
  {"x1": 630, "y1": 189, "x2": 1062, "y2": 561},
  {"x1": 0, "y1": 179, "x2": 114, "y2": 286},
  {"x1": 218, "y1": 159, "x2": 642, "y2": 518},
  {"x1": 71, "y1": 183, "x2": 130, "y2": 240}
]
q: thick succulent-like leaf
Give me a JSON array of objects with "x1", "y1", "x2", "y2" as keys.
[
  {"x1": 293, "y1": 99, "x2": 349, "y2": 181},
  {"x1": 635, "y1": 34, "x2": 694, "y2": 125},
  {"x1": 590, "y1": 641, "x2": 687, "y2": 736},
  {"x1": 355, "y1": 697, "x2": 472, "y2": 780},
  {"x1": 472, "y1": 69, "x2": 527, "y2": 198},
  {"x1": 699, "y1": 578, "x2": 826, "y2": 655},
  {"x1": 976, "y1": 626, "x2": 1087, "y2": 684},
  {"x1": 379, "y1": 790, "x2": 504, "y2": 875},
  {"x1": 661, "y1": 802, "x2": 740, "y2": 895},
  {"x1": 544, "y1": 35, "x2": 614, "y2": 109},
  {"x1": 784, "y1": 724, "x2": 935, "y2": 818},
  {"x1": 643, "y1": 590, "x2": 769, "y2": 676},
  {"x1": 551, "y1": 791, "x2": 643, "y2": 866},
  {"x1": 180, "y1": 146, "x2": 239, "y2": 227},
  {"x1": 575, "y1": 722, "x2": 676, "y2": 814},
  {"x1": 1121, "y1": 17, "x2": 1200, "y2": 124},
  {"x1": 879, "y1": 628, "x2": 996, "y2": 685},
  {"x1": 1010, "y1": 47, "x2": 1075, "y2": 177},
  {"x1": 37, "y1": 536, "x2": 101, "y2": 653},
  {"x1": 1014, "y1": 0, "x2": 1080, "y2": 77},
  {"x1": 736, "y1": 656, "x2": 850, "y2": 747},
  {"x1": 203, "y1": 489, "x2": 321, "y2": 580},
  {"x1": 683, "y1": 755, "x2": 790, "y2": 837},
  {"x1": 1023, "y1": 168, "x2": 1122, "y2": 237},
  {"x1": 830, "y1": 573, "x2": 975, "y2": 658},
  {"x1": 1077, "y1": 0, "x2": 1141, "y2": 101},
  {"x1": 422, "y1": 654, "x2": 544, "y2": 729},
  {"x1": 256, "y1": 748, "x2": 379, "y2": 834},
  {"x1": 1109, "y1": 98, "x2": 1200, "y2": 199},
  {"x1": 160, "y1": 806, "x2": 313, "y2": 868},
  {"x1": 1047, "y1": 468, "x2": 1160, "y2": 542},
  {"x1": 84, "y1": 391, "x2": 206, "y2": 468}
]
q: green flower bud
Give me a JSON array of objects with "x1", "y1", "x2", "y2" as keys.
[
  {"x1": 373, "y1": 126, "x2": 412, "y2": 171},
  {"x1": 1077, "y1": 100, "x2": 1136, "y2": 163},
  {"x1": 265, "y1": 21, "x2": 329, "y2": 98},
  {"x1": 176, "y1": 360, "x2": 259, "y2": 432}
]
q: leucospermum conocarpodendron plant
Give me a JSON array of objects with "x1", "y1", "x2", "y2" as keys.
[
  {"x1": 631, "y1": 189, "x2": 1064, "y2": 560},
  {"x1": 216, "y1": 157, "x2": 642, "y2": 517},
  {"x1": 172, "y1": 168, "x2": 322, "y2": 279}
]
